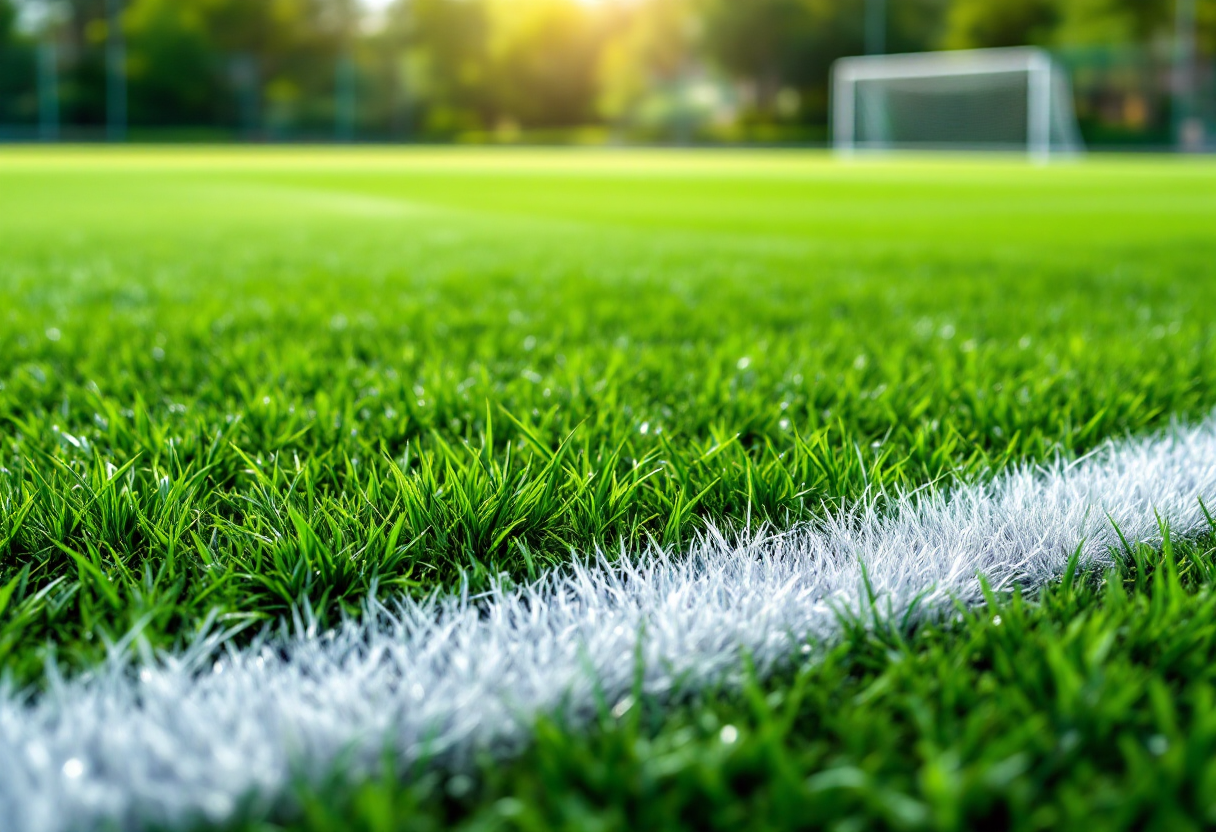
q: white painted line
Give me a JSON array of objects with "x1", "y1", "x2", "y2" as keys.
[{"x1": 3, "y1": 418, "x2": 1216, "y2": 832}]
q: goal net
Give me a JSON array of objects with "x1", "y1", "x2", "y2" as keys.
[{"x1": 832, "y1": 47, "x2": 1083, "y2": 159}]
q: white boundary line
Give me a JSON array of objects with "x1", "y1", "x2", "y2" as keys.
[{"x1": 4, "y1": 418, "x2": 1216, "y2": 831}]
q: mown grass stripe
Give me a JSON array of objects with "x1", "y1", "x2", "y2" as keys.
[{"x1": 3, "y1": 417, "x2": 1216, "y2": 831}]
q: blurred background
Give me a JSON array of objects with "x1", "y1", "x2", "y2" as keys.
[{"x1": 0, "y1": 0, "x2": 1212, "y2": 149}]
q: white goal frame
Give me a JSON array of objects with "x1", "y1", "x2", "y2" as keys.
[{"x1": 832, "y1": 47, "x2": 1082, "y2": 161}]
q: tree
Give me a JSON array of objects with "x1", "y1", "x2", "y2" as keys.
[
  {"x1": 488, "y1": 0, "x2": 605, "y2": 128},
  {"x1": 887, "y1": 0, "x2": 952, "y2": 54},
  {"x1": 124, "y1": 0, "x2": 224, "y2": 125},
  {"x1": 387, "y1": 0, "x2": 493, "y2": 135},
  {"x1": 1202, "y1": 0, "x2": 1216, "y2": 56},
  {"x1": 597, "y1": 0, "x2": 697, "y2": 125},
  {"x1": 0, "y1": 0, "x2": 36, "y2": 127},
  {"x1": 701, "y1": 0, "x2": 829, "y2": 112},
  {"x1": 943, "y1": 0, "x2": 1060, "y2": 48},
  {"x1": 120, "y1": 0, "x2": 359, "y2": 130},
  {"x1": 0, "y1": 0, "x2": 16, "y2": 43},
  {"x1": 943, "y1": 0, "x2": 1186, "y2": 50},
  {"x1": 1053, "y1": 0, "x2": 1173, "y2": 47}
]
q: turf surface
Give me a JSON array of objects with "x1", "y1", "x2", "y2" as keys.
[
  {"x1": 215, "y1": 531, "x2": 1216, "y2": 832},
  {"x1": 2, "y1": 148, "x2": 1216, "y2": 828}
]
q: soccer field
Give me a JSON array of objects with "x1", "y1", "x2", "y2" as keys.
[{"x1": 3, "y1": 148, "x2": 1216, "y2": 830}]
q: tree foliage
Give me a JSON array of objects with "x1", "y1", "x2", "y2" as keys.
[
  {"x1": 943, "y1": 0, "x2": 1179, "y2": 49},
  {"x1": 0, "y1": 0, "x2": 16, "y2": 44}
]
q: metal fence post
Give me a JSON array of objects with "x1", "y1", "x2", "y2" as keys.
[
  {"x1": 106, "y1": 0, "x2": 127, "y2": 141},
  {"x1": 336, "y1": 53, "x2": 356, "y2": 142},
  {"x1": 38, "y1": 42, "x2": 59, "y2": 142}
]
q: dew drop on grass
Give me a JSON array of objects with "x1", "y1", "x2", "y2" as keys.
[
  {"x1": 611, "y1": 695, "x2": 634, "y2": 718},
  {"x1": 719, "y1": 725, "x2": 739, "y2": 744},
  {"x1": 446, "y1": 774, "x2": 473, "y2": 798},
  {"x1": 496, "y1": 798, "x2": 524, "y2": 818},
  {"x1": 62, "y1": 758, "x2": 84, "y2": 779}
]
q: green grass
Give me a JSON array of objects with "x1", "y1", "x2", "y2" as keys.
[
  {"x1": 3, "y1": 148, "x2": 1216, "y2": 828},
  {"x1": 214, "y1": 528, "x2": 1216, "y2": 832},
  {"x1": 2, "y1": 148, "x2": 1216, "y2": 685}
]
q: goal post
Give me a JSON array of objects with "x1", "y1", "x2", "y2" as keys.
[{"x1": 832, "y1": 47, "x2": 1084, "y2": 160}]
